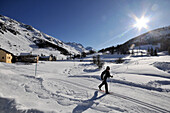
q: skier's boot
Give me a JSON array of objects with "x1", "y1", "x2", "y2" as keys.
[
  {"x1": 106, "y1": 92, "x2": 110, "y2": 94},
  {"x1": 98, "y1": 86, "x2": 101, "y2": 90}
]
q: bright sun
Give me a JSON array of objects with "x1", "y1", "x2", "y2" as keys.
[{"x1": 133, "y1": 16, "x2": 149, "y2": 31}]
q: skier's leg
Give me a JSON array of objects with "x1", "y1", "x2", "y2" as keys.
[
  {"x1": 98, "y1": 80, "x2": 105, "y2": 90},
  {"x1": 105, "y1": 82, "x2": 109, "y2": 93}
]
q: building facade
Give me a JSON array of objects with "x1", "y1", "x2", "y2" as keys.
[
  {"x1": 0, "y1": 48, "x2": 13, "y2": 63},
  {"x1": 18, "y1": 53, "x2": 39, "y2": 63}
]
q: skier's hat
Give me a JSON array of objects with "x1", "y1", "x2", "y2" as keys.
[{"x1": 106, "y1": 66, "x2": 110, "y2": 70}]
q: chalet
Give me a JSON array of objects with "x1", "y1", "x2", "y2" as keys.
[
  {"x1": 0, "y1": 48, "x2": 14, "y2": 63},
  {"x1": 18, "y1": 53, "x2": 39, "y2": 63},
  {"x1": 39, "y1": 56, "x2": 53, "y2": 61}
]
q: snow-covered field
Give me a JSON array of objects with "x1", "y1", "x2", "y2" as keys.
[{"x1": 0, "y1": 55, "x2": 170, "y2": 113}]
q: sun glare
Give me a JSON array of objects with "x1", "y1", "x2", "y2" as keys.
[{"x1": 133, "y1": 16, "x2": 149, "y2": 31}]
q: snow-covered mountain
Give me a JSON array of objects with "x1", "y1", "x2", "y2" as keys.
[
  {"x1": 85, "y1": 46, "x2": 93, "y2": 51},
  {"x1": 0, "y1": 15, "x2": 84, "y2": 59},
  {"x1": 126, "y1": 26, "x2": 170, "y2": 49},
  {"x1": 100, "y1": 26, "x2": 170, "y2": 53},
  {"x1": 65, "y1": 42, "x2": 90, "y2": 53}
]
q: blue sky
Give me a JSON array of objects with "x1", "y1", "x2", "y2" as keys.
[{"x1": 1, "y1": 0, "x2": 170, "y2": 50}]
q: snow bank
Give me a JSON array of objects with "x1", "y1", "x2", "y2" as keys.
[{"x1": 153, "y1": 62, "x2": 170, "y2": 73}]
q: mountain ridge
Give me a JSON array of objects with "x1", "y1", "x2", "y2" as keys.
[
  {"x1": 99, "y1": 26, "x2": 170, "y2": 53},
  {"x1": 0, "y1": 15, "x2": 89, "y2": 59},
  {"x1": 65, "y1": 42, "x2": 92, "y2": 53}
]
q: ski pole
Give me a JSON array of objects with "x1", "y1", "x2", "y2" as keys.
[
  {"x1": 110, "y1": 74, "x2": 114, "y2": 92},
  {"x1": 109, "y1": 78, "x2": 111, "y2": 92},
  {"x1": 109, "y1": 76, "x2": 113, "y2": 92},
  {"x1": 35, "y1": 62, "x2": 38, "y2": 76}
]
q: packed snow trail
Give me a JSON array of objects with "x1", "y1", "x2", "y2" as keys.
[
  {"x1": 56, "y1": 79, "x2": 170, "y2": 113},
  {"x1": 98, "y1": 90, "x2": 170, "y2": 113}
]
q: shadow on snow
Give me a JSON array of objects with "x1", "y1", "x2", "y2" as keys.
[
  {"x1": 126, "y1": 72, "x2": 170, "y2": 79},
  {"x1": 83, "y1": 68, "x2": 100, "y2": 73},
  {"x1": 0, "y1": 97, "x2": 43, "y2": 113},
  {"x1": 72, "y1": 91, "x2": 106, "y2": 113}
]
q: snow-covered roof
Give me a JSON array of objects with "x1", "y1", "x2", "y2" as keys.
[{"x1": 0, "y1": 48, "x2": 14, "y2": 55}]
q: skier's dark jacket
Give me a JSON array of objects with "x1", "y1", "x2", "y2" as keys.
[{"x1": 101, "y1": 70, "x2": 112, "y2": 80}]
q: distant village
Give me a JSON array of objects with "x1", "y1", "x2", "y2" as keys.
[{"x1": 0, "y1": 48, "x2": 56, "y2": 64}]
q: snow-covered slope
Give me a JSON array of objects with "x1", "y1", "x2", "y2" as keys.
[
  {"x1": 0, "y1": 15, "x2": 81, "y2": 58},
  {"x1": 127, "y1": 26, "x2": 170, "y2": 48},
  {"x1": 65, "y1": 42, "x2": 90, "y2": 53},
  {"x1": 99, "y1": 26, "x2": 170, "y2": 54},
  {"x1": 133, "y1": 26, "x2": 170, "y2": 43}
]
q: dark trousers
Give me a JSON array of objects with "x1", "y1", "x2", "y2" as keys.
[{"x1": 99, "y1": 80, "x2": 108, "y2": 93}]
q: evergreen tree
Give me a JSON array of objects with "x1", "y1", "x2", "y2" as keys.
[
  {"x1": 92, "y1": 55, "x2": 104, "y2": 69},
  {"x1": 116, "y1": 57, "x2": 124, "y2": 64},
  {"x1": 89, "y1": 50, "x2": 96, "y2": 54},
  {"x1": 150, "y1": 47, "x2": 154, "y2": 56},
  {"x1": 110, "y1": 49, "x2": 114, "y2": 54},
  {"x1": 97, "y1": 55, "x2": 100, "y2": 65},
  {"x1": 52, "y1": 56, "x2": 57, "y2": 61},
  {"x1": 147, "y1": 47, "x2": 150, "y2": 56},
  {"x1": 97, "y1": 55, "x2": 104, "y2": 69},
  {"x1": 75, "y1": 54, "x2": 80, "y2": 59},
  {"x1": 154, "y1": 49, "x2": 158, "y2": 56},
  {"x1": 93, "y1": 56, "x2": 96, "y2": 64},
  {"x1": 161, "y1": 38, "x2": 170, "y2": 51},
  {"x1": 168, "y1": 47, "x2": 170, "y2": 55},
  {"x1": 131, "y1": 49, "x2": 134, "y2": 55},
  {"x1": 81, "y1": 52, "x2": 86, "y2": 58}
]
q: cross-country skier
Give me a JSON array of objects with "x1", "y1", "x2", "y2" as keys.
[{"x1": 98, "y1": 66, "x2": 113, "y2": 94}]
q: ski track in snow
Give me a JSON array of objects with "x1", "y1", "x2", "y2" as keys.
[
  {"x1": 19, "y1": 74, "x2": 127, "y2": 113},
  {"x1": 54, "y1": 79, "x2": 170, "y2": 113}
]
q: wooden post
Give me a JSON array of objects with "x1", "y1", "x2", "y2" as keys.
[{"x1": 35, "y1": 56, "x2": 39, "y2": 76}]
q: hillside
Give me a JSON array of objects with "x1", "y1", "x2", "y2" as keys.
[
  {"x1": 127, "y1": 26, "x2": 170, "y2": 49},
  {"x1": 0, "y1": 15, "x2": 88, "y2": 59},
  {"x1": 99, "y1": 26, "x2": 170, "y2": 54},
  {"x1": 65, "y1": 42, "x2": 90, "y2": 53}
]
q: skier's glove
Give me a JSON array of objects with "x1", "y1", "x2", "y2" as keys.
[{"x1": 110, "y1": 76, "x2": 113, "y2": 78}]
